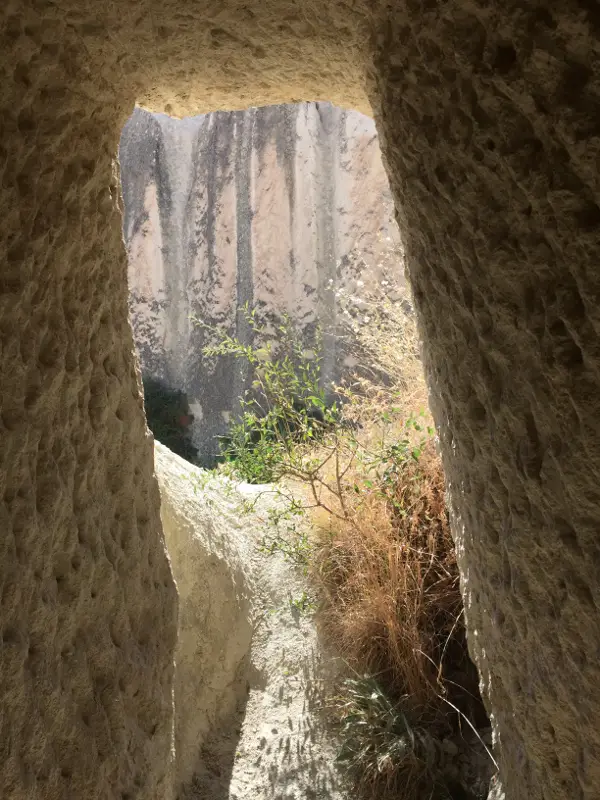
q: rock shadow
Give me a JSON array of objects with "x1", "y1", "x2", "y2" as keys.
[{"x1": 180, "y1": 658, "x2": 267, "y2": 800}]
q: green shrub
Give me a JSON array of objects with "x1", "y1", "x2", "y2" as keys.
[
  {"x1": 335, "y1": 675, "x2": 449, "y2": 798},
  {"x1": 196, "y1": 307, "x2": 339, "y2": 483}
]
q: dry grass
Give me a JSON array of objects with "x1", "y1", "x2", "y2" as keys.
[
  {"x1": 307, "y1": 431, "x2": 487, "y2": 798},
  {"x1": 312, "y1": 443, "x2": 461, "y2": 711}
]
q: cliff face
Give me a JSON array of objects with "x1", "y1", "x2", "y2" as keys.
[{"x1": 120, "y1": 103, "x2": 402, "y2": 464}]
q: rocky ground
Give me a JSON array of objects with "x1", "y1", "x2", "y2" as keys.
[{"x1": 156, "y1": 442, "x2": 351, "y2": 800}]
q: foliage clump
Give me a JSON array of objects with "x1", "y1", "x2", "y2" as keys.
[
  {"x1": 198, "y1": 306, "x2": 340, "y2": 484},
  {"x1": 314, "y1": 433, "x2": 492, "y2": 798}
]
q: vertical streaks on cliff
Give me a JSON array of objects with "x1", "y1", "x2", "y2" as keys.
[
  {"x1": 232, "y1": 109, "x2": 255, "y2": 413},
  {"x1": 251, "y1": 105, "x2": 296, "y2": 326},
  {"x1": 120, "y1": 110, "x2": 173, "y2": 380},
  {"x1": 154, "y1": 114, "x2": 199, "y2": 387},
  {"x1": 184, "y1": 111, "x2": 239, "y2": 461},
  {"x1": 313, "y1": 102, "x2": 338, "y2": 390},
  {"x1": 121, "y1": 103, "x2": 401, "y2": 465}
]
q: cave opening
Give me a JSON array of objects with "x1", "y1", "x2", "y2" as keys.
[
  {"x1": 2, "y1": 5, "x2": 597, "y2": 798},
  {"x1": 118, "y1": 100, "x2": 491, "y2": 799}
]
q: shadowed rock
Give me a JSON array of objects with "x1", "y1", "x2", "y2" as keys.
[{"x1": 1, "y1": 3, "x2": 599, "y2": 799}]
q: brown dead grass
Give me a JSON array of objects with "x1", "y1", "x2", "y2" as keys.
[
  {"x1": 311, "y1": 442, "x2": 466, "y2": 714},
  {"x1": 313, "y1": 274, "x2": 471, "y2": 705}
]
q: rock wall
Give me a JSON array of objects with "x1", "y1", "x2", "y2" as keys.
[
  {"x1": 2, "y1": 3, "x2": 600, "y2": 800},
  {"x1": 372, "y1": 8, "x2": 600, "y2": 800},
  {"x1": 120, "y1": 104, "x2": 402, "y2": 463},
  {"x1": 156, "y1": 443, "x2": 255, "y2": 794},
  {"x1": 155, "y1": 441, "x2": 349, "y2": 799}
]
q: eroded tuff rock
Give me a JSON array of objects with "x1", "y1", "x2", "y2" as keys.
[
  {"x1": 2, "y1": 2, "x2": 600, "y2": 799},
  {"x1": 120, "y1": 104, "x2": 402, "y2": 463},
  {"x1": 155, "y1": 442, "x2": 348, "y2": 799}
]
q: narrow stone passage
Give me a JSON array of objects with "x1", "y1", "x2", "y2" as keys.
[{"x1": 156, "y1": 442, "x2": 349, "y2": 800}]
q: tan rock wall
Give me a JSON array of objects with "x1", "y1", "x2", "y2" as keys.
[
  {"x1": 1, "y1": 2, "x2": 599, "y2": 799},
  {"x1": 371, "y1": 7, "x2": 600, "y2": 798},
  {"x1": 0, "y1": 9, "x2": 177, "y2": 799},
  {"x1": 156, "y1": 444, "x2": 255, "y2": 793}
]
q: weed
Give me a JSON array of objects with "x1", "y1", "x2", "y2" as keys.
[
  {"x1": 312, "y1": 440, "x2": 479, "y2": 714},
  {"x1": 288, "y1": 591, "x2": 317, "y2": 615},
  {"x1": 259, "y1": 527, "x2": 312, "y2": 569},
  {"x1": 195, "y1": 305, "x2": 339, "y2": 484}
]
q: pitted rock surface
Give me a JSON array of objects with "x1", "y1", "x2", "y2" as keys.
[
  {"x1": 1, "y1": 2, "x2": 600, "y2": 799},
  {"x1": 371, "y1": 5, "x2": 600, "y2": 799}
]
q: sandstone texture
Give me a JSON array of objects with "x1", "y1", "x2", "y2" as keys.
[
  {"x1": 1, "y1": 2, "x2": 600, "y2": 799},
  {"x1": 120, "y1": 104, "x2": 401, "y2": 463},
  {"x1": 155, "y1": 441, "x2": 349, "y2": 799},
  {"x1": 371, "y1": 9, "x2": 600, "y2": 800}
]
